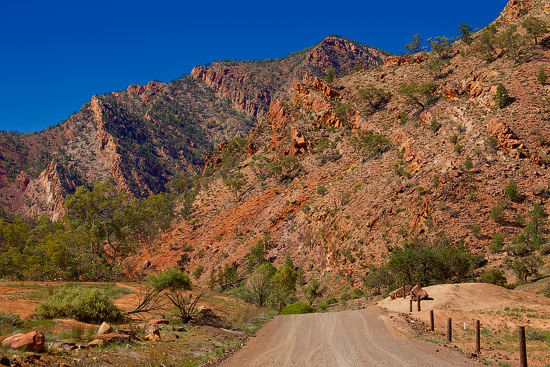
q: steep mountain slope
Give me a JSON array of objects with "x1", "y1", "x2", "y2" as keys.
[
  {"x1": 0, "y1": 37, "x2": 386, "y2": 220},
  {"x1": 138, "y1": 0, "x2": 550, "y2": 286}
]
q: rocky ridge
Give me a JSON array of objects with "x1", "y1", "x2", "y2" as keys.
[{"x1": 134, "y1": 0, "x2": 550, "y2": 286}]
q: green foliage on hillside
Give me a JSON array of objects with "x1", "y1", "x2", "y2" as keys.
[{"x1": 0, "y1": 181, "x2": 175, "y2": 281}]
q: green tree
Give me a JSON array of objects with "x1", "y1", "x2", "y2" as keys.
[
  {"x1": 405, "y1": 34, "x2": 423, "y2": 53},
  {"x1": 458, "y1": 21, "x2": 473, "y2": 44},
  {"x1": 247, "y1": 239, "x2": 268, "y2": 273},
  {"x1": 522, "y1": 16, "x2": 548, "y2": 45},
  {"x1": 397, "y1": 82, "x2": 439, "y2": 108},
  {"x1": 428, "y1": 36, "x2": 453, "y2": 59},
  {"x1": 363, "y1": 266, "x2": 394, "y2": 294},
  {"x1": 472, "y1": 24, "x2": 497, "y2": 61},
  {"x1": 304, "y1": 278, "x2": 325, "y2": 306},
  {"x1": 271, "y1": 265, "x2": 298, "y2": 311},
  {"x1": 357, "y1": 84, "x2": 391, "y2": 113},
  {"x1": 245, "y1": 262, "x2": 276, "y2": 306},
  {"x1": 497, "y1": 24, "x2": 522, "y2": 61},
  {"x1": 508, "y1": 255, "x2": 543, "y2": 282},
  {"x1": 217, "y1": 263, "x2": 239, "y2": 291}
]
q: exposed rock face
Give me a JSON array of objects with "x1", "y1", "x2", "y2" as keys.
[
  {"x1": 487, "y1": 118, "x2": 527, "y2": 157},
  {"x1": 37, "y1": 161, "x2": 76, "y2": 221},
  {"x1": 306, "y1": 36, "x2": 387, "y2": 74},
  {"x1": 191, "y1": 64, "x2": 268, "y2": 117},
  {"x1": 499, "y1": 0, "x2": 550, "y2": 22},
  {"x1": 127, "y1": 81, "x2": 165, "y2": 103},
  {"x1": 1, "y1": 331, "x2": 45, "y2": 352},
  {"x1": 91, "y1": 96, "x2": 133, "y2": 194},
  {"x1": 384, "y1": 52, "x2": 427, "y2": 67}
]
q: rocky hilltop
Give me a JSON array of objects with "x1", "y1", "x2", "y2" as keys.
[
  {"x1": 0, "y1": 36, "x2": 384, "y2": 219},
  {"x1": 131, "y1": 0, "x2": 550, "y2": 285}
]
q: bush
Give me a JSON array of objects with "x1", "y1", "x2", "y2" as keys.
[
  {"x1": 35, "y1": 286, "x2": 123, "y2": 323},
  {"x1": 280, "y1": 302, "x2": 316, "y2": 315},
  {"x1": 538, "y1": 68, "x2": 547, "y2": 85},
  {"x1": 0, "y1": 311, "x2": 24, "y2": 328},
  {"x1": 505, "y1": 180, "x2": 520, "y2": 202},
  {"x1": 317, "y1": 186, "x2": 327, "y2": 195},
  {"x1": 481, "y1": 269, "x2": 507, "y2": 287},
  {"x1": 490, "y1": 232, "x2": 505, "y2": 253},
  {"x1": 491, "y1": 203, "x2": 506, "y2": 224},
  {"x1": 340, "y1": 292, "x2": 351, "y2": 302},
  {"x1": 150, "y1": 268, "x2": 191, "y2": 292},
  {"x1": 494, "y1": 84, "x2": 510, "y2": 109}
]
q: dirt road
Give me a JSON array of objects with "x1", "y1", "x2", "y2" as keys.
[{"x1": 218, "y1": 309, "x2": 481, "y2": 367}]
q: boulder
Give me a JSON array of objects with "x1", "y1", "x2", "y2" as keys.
[
  {"x1": 1, "y1": 331, "x2": 45, "y2": 352},
  {"x1": 97, "y1": 322, "x2": 113, "y2": 335},
  {"x1": 409, "y1": 285, "x2": 429, "y2": 301}
]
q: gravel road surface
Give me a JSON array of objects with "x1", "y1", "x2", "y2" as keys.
[{"x1": 218, "y1": 309, "x2": 481, "y2": 367}]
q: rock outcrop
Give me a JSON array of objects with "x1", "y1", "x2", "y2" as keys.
[{"x1": 1, "y1": 331, "x2": 45, "y2": 352}]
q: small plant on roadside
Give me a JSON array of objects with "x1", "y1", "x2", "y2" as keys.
[{"x1": 280, "y1": 302, "x2": 315, "y2": 315}]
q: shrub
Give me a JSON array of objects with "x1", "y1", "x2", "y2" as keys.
[
  {"x1": 481, "y1": 269, "x2": 507, "y2": 287},
  {"x1": 35, "y1": 286, "x2": 123, "y2": 323},
  {"x1": 351, "y1": 288, "x2": 364, "y2": 299},
  {"x1": 494, "y1": 84, "x2": 510, "y2": 108},
  {"x1": 317, "y1": 186, "x2": 328, "y2": 195},
  {"x1": 280, "y1": 302, "x2": 316, "y2": 315},
  {"x1": 0, "y1": 311, "x2": 24, "y2": 328},
  {"x1": 490, "y1": 232, "x2": 505, "y2": 253},
  {"x1": 340, "y1": 292, "x2": 351, "y2": 302},
  {"x1": 505, "y1": 180, "x2": 520, "y2": 202},
  {"x1": 150, "y1": 268, "x2": 191, "y2": 292},
  {"x1": 430, "y1": 116, "x2": 441, "y2": 132},
  {"x1": 538, "y1": 68, "x2": 547, "y2": 85},
  {"x1": 491, "y1": 203, "x2": 506, "y2": 224},
  {"x1": 326, "y1": 297, "x2": 338, "y2": 305}
]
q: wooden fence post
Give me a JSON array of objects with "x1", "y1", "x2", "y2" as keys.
[
  {"x1": 417, "y1": 298, "x2": 421, "y2": 312},
  {"x1": 403, "y1": 285, "x2": 406, "y2": 299},
  {"x1": 447, "y1": 318, "x2": 452, "y2": 343},
  {"x1": 430, "y1": 310, "x2": 434, "y2": 332},
  {"x1": 475, "y1": 320, "x2": 480, "y2": 354},
  {"x1": 409, "y1": 299, "x2": 413, "y2": 312},
  {"x1": 518, "y1": 325, "x2": 527, "y2": 367}
]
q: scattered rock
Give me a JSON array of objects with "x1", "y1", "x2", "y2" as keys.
[
  {"x1": 87, "y1": 339, "x2": 104, "y2": 348},
  {"x1": 1, "y1": 331, "x2": 45, "y2": 352},
  {"x1": 147, "y1": 319, "x2": 169, "y2": 326},
  {"x1": 92, "y1": 333, "x2": 131, "y2": 344},
  {"x1": 97, "y1": 322, "x2": 113, "y2": 335}
]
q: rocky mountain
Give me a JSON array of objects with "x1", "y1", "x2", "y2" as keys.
[
  {"x1": 0, "y1": 37, "x2": 386, "y2": 220},
  {"x1": 131, "y1": 0, "x2": 550, "y2": 286}
]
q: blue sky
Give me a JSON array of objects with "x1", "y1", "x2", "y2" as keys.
[{"x1": 0, "y1": 0, "x2": 508, "y2": 133}]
